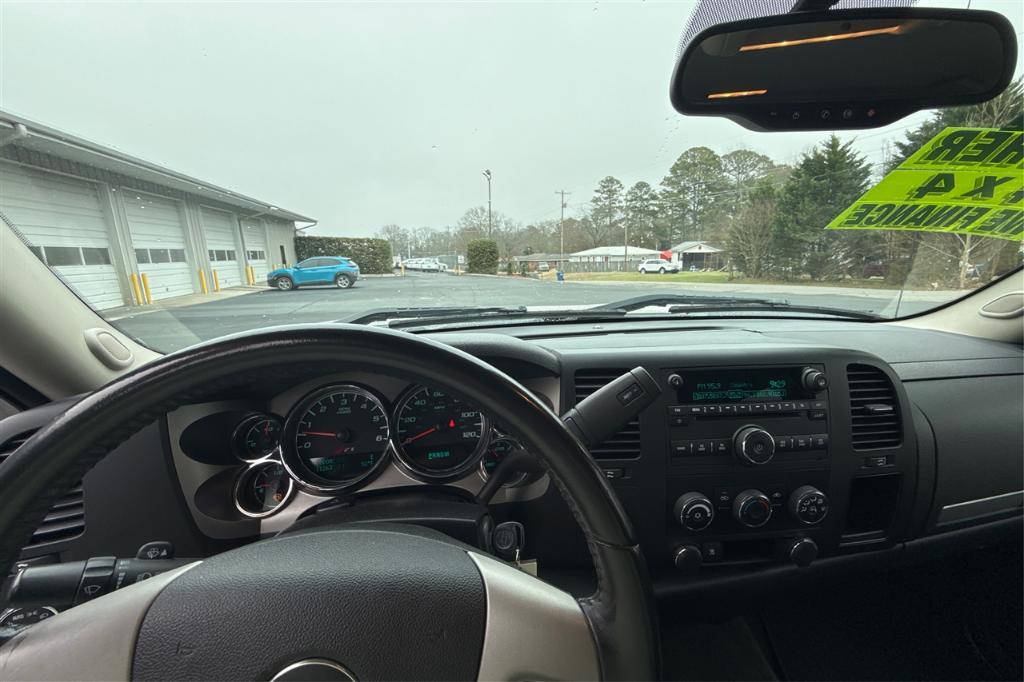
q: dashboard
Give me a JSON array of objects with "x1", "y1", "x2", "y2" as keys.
[
  {"x1": 167, "y1": 371, "x2": 556, "y2": 538},
  {"x1": 0, "y1": 318, "x2": 1021, "y2": 621}
]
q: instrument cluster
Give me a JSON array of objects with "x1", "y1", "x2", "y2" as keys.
[{"x1": 225, "y1": 382, "x2": 536, "y2": 519}]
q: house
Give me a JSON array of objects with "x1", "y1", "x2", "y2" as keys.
[{"x1": 671, "y1": 240, "x2": 724, "y2": 270}]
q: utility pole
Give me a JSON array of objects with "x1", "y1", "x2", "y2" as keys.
[
  {"x1": 482, "y1": 170, "x2": 493, "y2": 238},
  {"x1": 555, "y1": 190, "x2": 570, "y2": 279}
]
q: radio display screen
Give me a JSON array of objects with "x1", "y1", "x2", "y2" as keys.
[{"x1": 680, "y1": 368, "x2": 803, "y2": 403}]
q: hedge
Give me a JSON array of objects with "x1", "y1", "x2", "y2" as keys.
[
  {"x1": 295, "y1": 236, "x2": 393, "y2": 274},
  {"x1": 467, "y1": 239, "x2": 499, "y2": 274}
]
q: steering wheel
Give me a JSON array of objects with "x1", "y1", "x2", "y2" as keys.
[{"x1": 0, "y1": 325, "x2": 658, "y2": 681}]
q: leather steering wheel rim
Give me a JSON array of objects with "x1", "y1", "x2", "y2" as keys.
[{"x1": 0, "y1": 324, "x2": 658, "y2": 680}]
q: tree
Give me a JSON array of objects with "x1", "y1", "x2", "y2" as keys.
[
  {"x1": 591, "y1": 176, "x2": 625, "y2": 245},
  {"x1": 575, "y1": 212, "x2": 608, "y2": 249},
  {"x1": 660, "y1": 147, "x2": 727, "y2": 243},
  {"x1": 773, "y1": 135, "x2": 875, "y2": 280},
  {"x1": 466, "y1": 239, "x2": 499, "y2": 274},
  {"x1": 728, "y1": 180, "x2": 777, "y2": 278},
  {"x1": 376, "y1": 224, "x2": 409, "y2": 259},
  {"x1": 624, "y1": 181, "x2": 661, "y2": 248}
]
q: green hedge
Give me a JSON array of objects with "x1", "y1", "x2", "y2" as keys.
[
  {"x1": 467, "y1": 239, "x2": 499, "y2": 274},
  {"x1": 294, "y1": 236, "x2": 393, "y2": 274}
]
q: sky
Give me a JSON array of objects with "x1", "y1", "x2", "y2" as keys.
[{"x1": 1, "y1": 0, "x2": 1021, "y2": 237}]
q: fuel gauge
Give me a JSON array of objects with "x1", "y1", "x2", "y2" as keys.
[
  {"x1": 233, "y1": 414, "x2": 283, "y2": 462},
  {"x1": 234, "y1": 461, "x2": 293, "y2": 518}
]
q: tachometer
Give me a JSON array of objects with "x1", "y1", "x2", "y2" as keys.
[
  {"x1": 282, "y1": 385, "x2": 391, "y2": 491},
  {"x1": 394, "y1": 386, "x2": 488, "y2": 479}
]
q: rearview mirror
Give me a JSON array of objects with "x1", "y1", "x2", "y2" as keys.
[{"x1": 670, "y1": 8, "x2": 1017, "y2": 131}]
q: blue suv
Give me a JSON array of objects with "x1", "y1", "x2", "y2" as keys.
[{"x1": 267, "y1": 257, "x2": 360, "y2": 291}]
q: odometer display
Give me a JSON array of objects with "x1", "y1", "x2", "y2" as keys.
[
  {"x1": 394, "y1": 386, "x2": 488, "y2": 479},
  {"x1": 285, "y1": 385, "x2": 390, "y2": 489}
]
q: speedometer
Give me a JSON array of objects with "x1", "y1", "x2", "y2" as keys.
[
  {"x1": 281, "y1": 385, "x2": 390, "y2": 491},
  {"x1": 394, "y1": 386, "x2": 488, "y2": 480}
]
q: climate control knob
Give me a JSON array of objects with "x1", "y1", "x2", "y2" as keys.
[
  {"x1": 788, "y1": 485, "x2": 829, "y2": 525},
  {"x1": 801, "y1": 367, "x2": 829, "y2": 393},
  {"x1": 673, "y1": 492, "x2": 715, "y2": 531},
  {"x1": 733, "y1": 489, "x2": 773, "y2": 528},
  {"x1": 733, "y1": 426, "x2": 775, "y2": 465}
]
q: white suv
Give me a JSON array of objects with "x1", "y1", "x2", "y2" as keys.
[{"x1": 638, "y1": 258, "x2": 679, "y2": 274}]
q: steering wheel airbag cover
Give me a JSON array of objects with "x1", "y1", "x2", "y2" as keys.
[{"x1": 132, "y1": 528, "x2": 485, "y2": 681}]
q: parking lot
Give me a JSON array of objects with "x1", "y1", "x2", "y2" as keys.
[{"x1": 113, "y1": 272, "x2": 952, "y2": 352}]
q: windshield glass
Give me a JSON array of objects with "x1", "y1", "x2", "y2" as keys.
[{"x1": 2, "y1": 1, "x2": 1021, "y2": 352}]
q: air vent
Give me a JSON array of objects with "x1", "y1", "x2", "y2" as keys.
[
  {"x1": 574, "y1": 369, "x2": 642, "y2": 459},
  {"x1": 847, "y1": 365, "x2": 901, "y2": 450},
  {"x1": 0, "y1": 431, "x2": 86, "y2": 551}
]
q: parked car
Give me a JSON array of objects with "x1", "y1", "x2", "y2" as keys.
[
  {"x1": 537, "y1": 262, "x2": 551, "y2": 272},
  {"x1": 404, "y1": 258, "x2": 448, "y2": 272},
  {"x1": 638, "y1": 258, "x2": 680, "y2": 274},
  {"x1": 267, "y1": 256, "x2": 360, "y2": 290}
]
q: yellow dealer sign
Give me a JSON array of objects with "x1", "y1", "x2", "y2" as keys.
[{"x1": 828, "y1": 127, "x2": 1023, "y2": 241}]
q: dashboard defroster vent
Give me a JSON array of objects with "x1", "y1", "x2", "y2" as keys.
[
  {"x1": 846, "y1": 364, "x2": 901, "y2": 450},
  {"x1": 574, "y1": 369, "x2": 642, "y2": 459},
  {"x1": 0, "y1": 430, "x2": 86, "y2": 552}
]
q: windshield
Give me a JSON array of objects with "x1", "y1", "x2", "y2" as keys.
[{"x1": 2, "y1": 1, "x2": 1021, "y2": 352}]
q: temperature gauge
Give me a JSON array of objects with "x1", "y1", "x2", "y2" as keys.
[
  {"x1": 233, "y1": 414, "x2": 283, "y2": 462},
  {"x1": 480, "y1": 437, "x2": 531, "y2": 488}
]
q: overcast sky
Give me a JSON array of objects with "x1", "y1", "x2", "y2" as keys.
[{"x1": 2, "y1": 1, "x2": 1021, "y2": 236}]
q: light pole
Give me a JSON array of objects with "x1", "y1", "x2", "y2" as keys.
[
  {"x1": 555, "y1": 190, "x2": 570, "y2": 281},
  {"x1": 482, "y1": 169, "x2": 492, "y2": 238}
]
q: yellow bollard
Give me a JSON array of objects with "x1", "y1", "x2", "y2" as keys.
[
  {"x1": 248, "y1": 265, "x2": 256, "y2": 285},
  {"x1": 140, "y1": 273, "x2": 153, "y2": 305},
  {"x1": 212, "y1": 269, "x2": 220, "y2": 292},
  {"x1": 198, "y1": 269, "x2": 209, "y2": 294},
  {"x1": 129, "y1": 273, "x2": 144, "y2": 305},
  {"x1": 400, "y1": 263, "x2": 406, "y2": 276}
]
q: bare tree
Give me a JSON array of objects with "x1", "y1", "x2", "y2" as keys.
[{"x1": 728, "y1": 184, "x2": 776, "y2": 278}]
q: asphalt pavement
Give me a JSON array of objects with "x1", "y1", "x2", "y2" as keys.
[{"x1": 113, "y1": 272, "x2": 951, "y2": 352}]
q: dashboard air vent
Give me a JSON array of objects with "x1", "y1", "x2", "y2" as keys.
[
  {"x1": 574, "y1": 369, "x2": 642, "y2": 459},
  {"x1": 847, "y1": 364, "x2": 901, "y2": 450},
  {"x1": 0, "y1": 430, "x2": 86, "y2": 551}
]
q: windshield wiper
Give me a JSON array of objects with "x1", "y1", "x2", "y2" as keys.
[
  {"x1": 593, "y1": 293, "x2": 881, "y2": 320},
  {"x1": 338, "y1": 306, "x2": 528, "y2": 326},
  {"x1": 373, "y1": 308, "x2": 631, "y2": 331},
  {"x1": 589, "y1": 293, "x2": 782, "y2": 313}
]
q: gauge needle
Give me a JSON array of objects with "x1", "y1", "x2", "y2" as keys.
[
  {"x1": 402, "y1": 426, "x2": 437, "y2": 444},
  {"x1": 300, "y1": 431, "x2": 337, "y2": 437}
]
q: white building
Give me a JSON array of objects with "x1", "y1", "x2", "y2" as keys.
[
  {"x1": 567, "y1": 246, "x2": 663, "y2": 263},
  {"x1": 671, "y1": 240, "x2": 724, "y2": 269},
  {"x1": 0, "y1": 111, "x2": 314, "y2": 310}
]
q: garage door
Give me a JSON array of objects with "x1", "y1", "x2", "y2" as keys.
[
  {"x1": 122, "y1": 190, "x2": 195, "y2": 301},
  {"x1": 200, "y1": 207, "x2": 243, "y2": 287},
  {"x1": 241, "y1": 218, "x2": 269, "y2": 280},
  {"x1": 0, "y1": 163, "x2": 124, "y2": 310}
]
